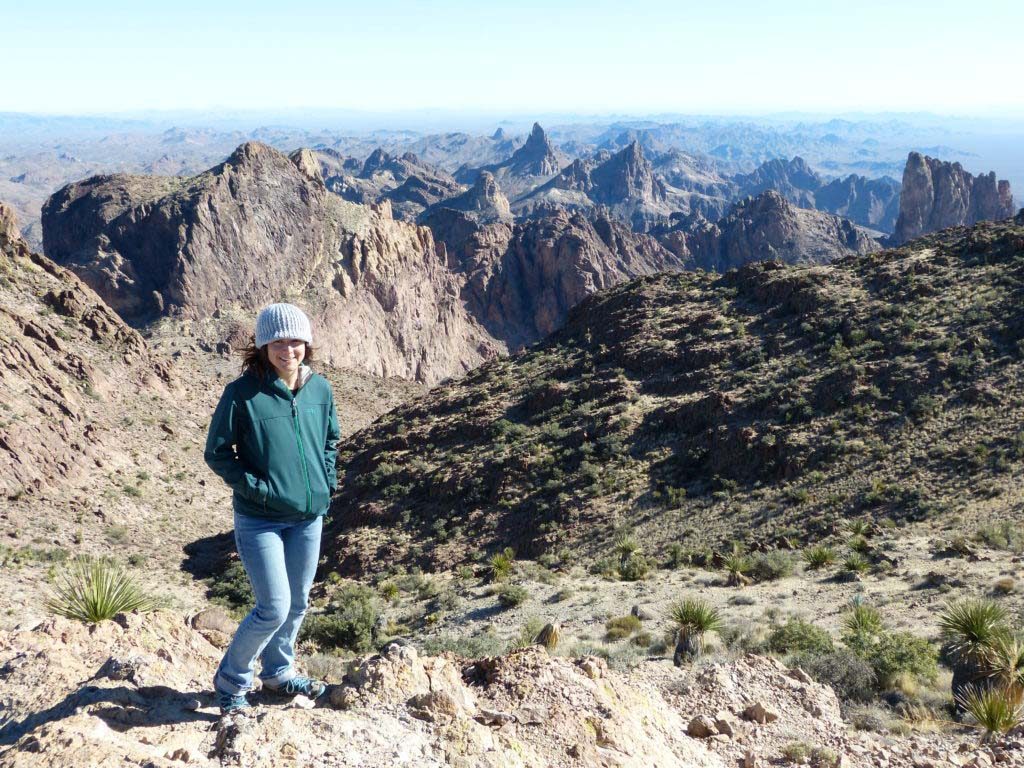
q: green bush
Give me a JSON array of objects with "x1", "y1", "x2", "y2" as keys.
[
  {"x1": 206, "y1": 560, "x2": 254, "y2": 614},
  {"x1": 605, "y1": 614, "x2": 643, "y2": 641},
  {"x1": 46, "y1": 557, "x2": 156, "y2": 624},
  {"x1": 299, "y1": 584, "x2": 380, "y2": 652},
  {"x1": 868, "y1": 631, "x2": 939, "y2": 689},
  {"x1": 768, "y1": 618, "x2": 835, "y2": 656},
  {"x1": 749, "y1": 551, "x2": 795, "y2": 582},
  {"x1": 618, "y1": 552, "x2": 650, "y2": 581},
  {"x1": 496, "y1": 584, "x2": 529, "y2": 609},
  {"x1": 794, "y1": 648, "x2": 876, "y2": 702},
  {"x1": 488, "y1": 548, "x2": 515, "y2": 582}
]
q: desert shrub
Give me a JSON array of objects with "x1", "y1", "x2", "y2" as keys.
[
  {"x1": 605, "y1": 614, "x2": 643, "y2": 641},
  {"x1": 618, "y1": 552, "x2": 650, "y2": 581},
  {"x1": 974, "y1": 522, "x2": 1024, "y2": 553},
  {"x1": 768, "y1": 618, "x2": 835, "y2": 656},
  {"x1": 843, "y1": 552, "x2": 871, "y2": 575},
  {"x1": 723, "y1": 551, "x2": 752, "y2": 586},
  {"x1": 868, "y1": 631, "x2": 938, "y2": 689},
  {"x1": 46, "y1": 557, "x2": 156, "y2": 624},
  {"x1": 496, "y1": 584, "x2": 529, "y2": 609},
  {"x1": 206, "y1": 559, "x2": 253, "y2": 614},
  {"x1": 794, "y1": 648, "x2": 876, "y2": 702},
  {"x1": 842, "y1": 604, "x2": 884, "y2": 640},
  {"x1": 299, "y1": 583, "x2": 380, "y2": 652},
  {"x1": 379, "y1": 581, "x2": 400, "y2": 602},
  {"x1": 749, "y1": 551, "x2": 795, "y2": 582},
  {"x1": 803, "y1": 545, "x2": 836, "y2": 570}
]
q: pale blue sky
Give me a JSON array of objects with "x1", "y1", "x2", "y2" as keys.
[{"x1": 2, "y1": 0, "x2": 1022, "y2": 115}]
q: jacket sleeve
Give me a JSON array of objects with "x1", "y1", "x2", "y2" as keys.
[
  {"x1": 204, "y1": 383, "x2": 267, "y2": 504},
  {"x1": 324, "y1": 387, "x2": 341, "y2": 491}
]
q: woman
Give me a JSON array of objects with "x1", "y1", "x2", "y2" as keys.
[{"x1": 204, "y1": 303, "x2": 340, "y2": 715}]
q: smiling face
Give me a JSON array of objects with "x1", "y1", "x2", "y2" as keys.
[{"x1": 266, "y1": 338, "x2": 306, "y2": 382}]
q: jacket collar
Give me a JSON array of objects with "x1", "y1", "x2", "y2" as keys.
[{"x1": 265, "y1": 365, "x2": 313, "y2": 396}]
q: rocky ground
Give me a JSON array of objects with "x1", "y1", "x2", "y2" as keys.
[{"x1": 3, "y1": 609, "x2": 1018, "y2": 768}]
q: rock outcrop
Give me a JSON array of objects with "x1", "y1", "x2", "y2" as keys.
[
  {"x1": 892, "y1": 152, "x2": 1015, "y2": 244},
  {"x1": 42, "y1": 142, "x2": 500, "y2": 384},
  {"x1": 679, "y1": 191, "x2": 878, "y2": 272},
  {"x1": 422, "y1": 171, "x2": 512, "y2": 224},
  {"x1": 506, "y1": 122, "x2": 561, "y2": 177},
  {"x1": 319, "y1": 148, "x2": 463, "y2": 222},
  {"x1": 0, "y1": 206, "x2": 172, "y2": 498},
  {"x1": 734, "y1": 156, "x2": 901, "y2": 232},
  {"x1": 464, "y1": 209, "x2": 689, "y2": 348},
  {"x1": 589, "y1": 141, "x2": 667, "y2": 206}
]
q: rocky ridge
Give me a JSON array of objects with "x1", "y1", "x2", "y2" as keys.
[
  {"x1": 893, "y1": 152, "x2": 1015, "y2": 245},
  {"x1": 41, "y1": 142, "x2": 501, "y2": 385},
  {"x1": 673, "y1": 190, "x2": 879, "y2": 272},
  {"x1": 324, "y1": 215, "x2": 1024, "y2": 573}
]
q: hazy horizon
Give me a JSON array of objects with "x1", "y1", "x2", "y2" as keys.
[{"x1": 4, "y1": 0, "x2": 1023, "y2": 115}]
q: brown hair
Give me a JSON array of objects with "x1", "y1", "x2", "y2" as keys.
[{"x1": 238, "y1": 335, "x2": 316, "y2": 379}]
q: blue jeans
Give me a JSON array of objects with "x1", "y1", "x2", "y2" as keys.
[{"x1": 214, "y1": 512, "x2": 323, "y2": 695}]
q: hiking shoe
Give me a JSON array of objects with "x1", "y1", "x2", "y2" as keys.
[
  {"x1": 263, "y1": 675, "x2": 326, "y2": 699},
  {"x1": 217, "y1": 690, "x2": 252, "y2": 715}
]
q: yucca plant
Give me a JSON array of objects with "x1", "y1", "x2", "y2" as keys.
[
  {"x1": 956, "y1": 684, "x2": 1024, "y2": 741},
  {"x1": 488, "y1": 547, "x2": 515, "y2": 582},
  {"x1": 843, "y1": 552, "x2": 871, "y2": 575},
  {"x1": 46, "y1": 557, "x2": 156, "y2": 623},
  {"x1": 670, "y1": 597, "x2": 723, "y2": 666},
  {"x1": 846, "y1": 519, "x2": 871, "y2": 536},
  {"x1": 803, "y1": 544, "x2": 836, "y2": 570},
  {"x1": 615, "y1": 533, "x2": 641, "y2": 559},
  {"x1": 939, "y1": 599, "x2": 1011, "y2": 704},
  {"x1": 842, "y1": 603, "x2": 884, "y2": 639},
  {"x1": 987, "y1": 634, "x2": 1024, "y2": 694},
  {"x1": 723, "y1": 552, "x2": 751, "y2": 587}
]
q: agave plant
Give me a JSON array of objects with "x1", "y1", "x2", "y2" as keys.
[
  {"x1": 938, "y1": 599, "x2": 1011, "y2": 704},
  {"x1": 46, "y1": 557, "x2": 156, "y2": 624},
  {"x1": 956, "y1": 683, "x2": 1024, "y2": 741},
  {"x1": 670, "y1": 597, "x2": 723, "y2": 666}
]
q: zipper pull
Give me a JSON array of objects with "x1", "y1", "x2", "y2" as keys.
[{"x1": 291, "y1": 399, "x2": 297, "y2": 416}]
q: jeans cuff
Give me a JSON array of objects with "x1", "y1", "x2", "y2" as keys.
[
  {"x1": 214, "y1": 672, "x2": 247, "y2": 696},
  {"x1": 260, "y1": 668, "x2": 296, "y2": 687}
]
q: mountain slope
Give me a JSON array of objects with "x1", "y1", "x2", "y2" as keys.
[
  {"x1": 41, "y1": 142, "x2": 501, "y2": 384},
  {"x1": 0, "y1": 208, "x2": 173, "y2": 498},
  {"x1": 324, "y1": 214, "x2": 1024, "y2": 575}
]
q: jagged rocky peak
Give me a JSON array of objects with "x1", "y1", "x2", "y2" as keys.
[
  {"x1": 508, "y1": 122, "x2": 560, "y2": 176},
  {"x1": 892, "y1": 152, "x2": 1015, "y2": 244},
  {"x1": 551, "y1": 158, "x2": 594, "y2": 193},
  {"x1": 491, "y1": 127, "x2": 507, "y2": 140},
  {"x1": 430, "y1": 171, "x2": 512, "y2": 224},
  {"x1": 589, "y1": 140, "x2": 666, "y2": 205},
  {"x1": 288, "y1": 148, "x2": 325, "y2": 186},
  {"x1": 361, "y1": 147, "x2": 393, "y2": 176},
  {"x1": 680, "y1": 190, "x2": 877, "y2": 272}
]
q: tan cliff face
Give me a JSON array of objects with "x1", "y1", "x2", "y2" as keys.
[
  {"x1": 893, "y1": 152, "x2": 1015, "y2": 245},
  {"x1": 41, "y1": 142, "x2": 502, "y2": 385}
]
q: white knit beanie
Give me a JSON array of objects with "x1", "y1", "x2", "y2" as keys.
[{"x1": 254, "y1": 303, "x2": 313, "y2": 348}]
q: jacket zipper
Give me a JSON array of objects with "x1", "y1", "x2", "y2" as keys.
[{"x1": 291, "y1": 396, "x2": 312, "y2": 515}]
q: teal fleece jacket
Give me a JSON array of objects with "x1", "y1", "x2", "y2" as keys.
[{"x1": 204, "y1": 367, "x2": 341, "y2": 521}]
